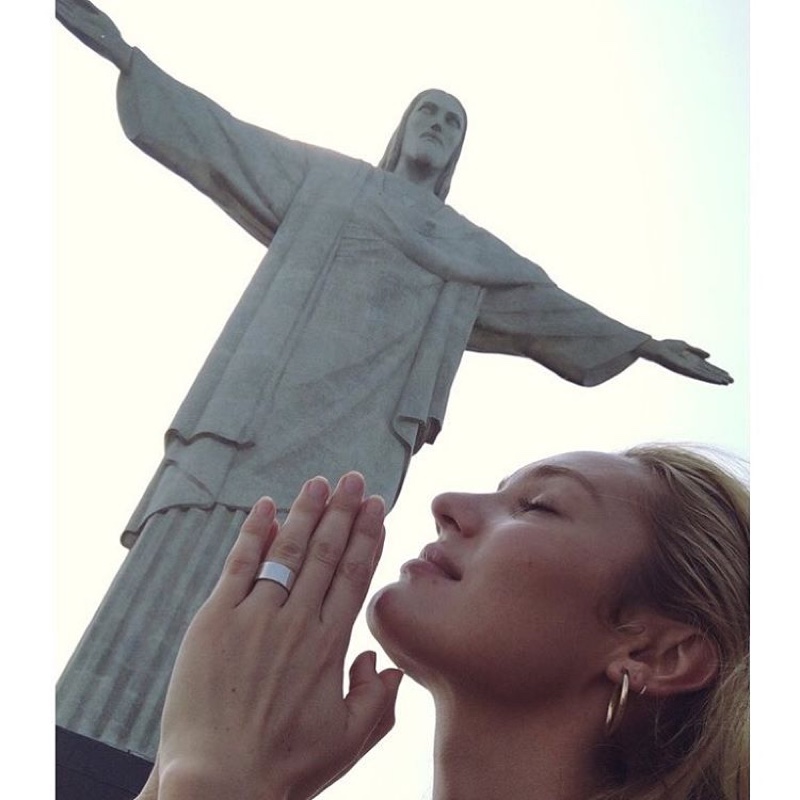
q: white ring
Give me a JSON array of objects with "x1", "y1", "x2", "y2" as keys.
[{"x1": 255, "y1": 561, "x2": 296, "y2": 593}]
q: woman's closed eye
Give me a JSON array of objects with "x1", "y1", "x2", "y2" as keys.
[{"x1": 518, "y1": 498, "x2": 557, "y2": 515}]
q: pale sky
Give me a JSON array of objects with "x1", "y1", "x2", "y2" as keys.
[{"x1": 49, "y1": 1, "x2": 756, "y2": 797}]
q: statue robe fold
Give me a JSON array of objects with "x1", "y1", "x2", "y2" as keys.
[{"x1": 117, "y1": 49, "x2": 650, "y2": 542}]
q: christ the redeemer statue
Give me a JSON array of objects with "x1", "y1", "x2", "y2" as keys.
[{"x1": 56, "y1": 0, "x2": 732, "y2": 763}]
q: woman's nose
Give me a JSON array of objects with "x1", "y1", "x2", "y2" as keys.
[{"x1": 431, "y1": 492, "x2": 481, "y2": 538}]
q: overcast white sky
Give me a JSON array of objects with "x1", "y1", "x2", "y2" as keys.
[{"x1": 17, "y1": 0, "x2": 782, "y2": 795}]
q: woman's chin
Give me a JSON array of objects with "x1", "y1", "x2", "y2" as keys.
[
  {"x1": 366, "y1": 582, "x2": 398, "y2": 643},
  {"x1": 368, "y1": 589, "x2": 459, "y2": 694},
  {"x1": 366, "y1": 583, "x2": 426, "y2": 673}
]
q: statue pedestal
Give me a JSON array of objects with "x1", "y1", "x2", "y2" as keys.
[{"x1": 56, "y1": 726, "x2": 152, "y2": 800}]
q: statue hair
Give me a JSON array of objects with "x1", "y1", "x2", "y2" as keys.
[
  {"x1": 594, "y1": 444, "x2": 749, "y2": 800},
  {"x1": 378, "y1": 89, "x2": 468, "y2": 202}
]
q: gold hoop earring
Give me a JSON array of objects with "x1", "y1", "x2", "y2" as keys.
[{"x1": 605, "y1": 669, "x2": 630, "y2": 737}]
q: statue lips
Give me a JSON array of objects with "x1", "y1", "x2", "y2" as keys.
[{"x1": 420, "y1": 131, "x2": 444, "y2": 145}]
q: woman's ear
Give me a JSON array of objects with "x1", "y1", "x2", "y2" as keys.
[{"x1": 608, "y1": 612, "x2": 719, "y2": 697}]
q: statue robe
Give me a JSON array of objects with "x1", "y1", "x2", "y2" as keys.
[{"x1": 118, "y1": 50, "x2": 650, "y2": 542}]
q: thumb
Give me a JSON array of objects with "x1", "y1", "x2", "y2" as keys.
[
  {"x1": 344, "y1": 651, "x2": 402, "y2": 745},
  {"x1": 309, "y1": 662, "x2": 403, "y2": 799},
  {"x1": 685, "y1": 345, "x2": 710, "y2": 359},
  {"x1": 362, "y1": 668, "x2": 404, "y2": 750}
]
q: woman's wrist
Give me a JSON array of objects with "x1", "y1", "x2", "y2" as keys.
[
  {"x1": 159, "y1": 761, "x2": 234, "y2": 800},
  {"x1": 158, "y1": 760, "x2": 289, "y2": 800}
]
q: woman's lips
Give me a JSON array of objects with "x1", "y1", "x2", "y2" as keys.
[
  {"x1": 400, "y1": 545, "x2": 462, "y2": 580},
  {"x1": 400, "y1": 557, "x2": 453, "y2": 580}
]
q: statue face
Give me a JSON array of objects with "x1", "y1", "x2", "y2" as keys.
[{"x1": 399, "y1": 90, "x2": 465, "y2": 174}]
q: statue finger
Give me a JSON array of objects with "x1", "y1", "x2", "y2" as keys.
[{"x1": 685, "y1": 345, "x2": 711, "y2": 359}]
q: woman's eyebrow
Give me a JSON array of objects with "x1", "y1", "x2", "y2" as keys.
[{"x1": 498, "y1": 465, "x2": 601, "y2": 502}]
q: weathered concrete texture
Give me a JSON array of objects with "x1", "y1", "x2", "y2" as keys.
[{"x1": 57, "y1": 506, "x2": 247, "y2": 757}]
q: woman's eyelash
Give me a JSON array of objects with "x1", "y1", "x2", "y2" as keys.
[{"x1": 519, "y1": 498, "x2": 556, "y2": 514}]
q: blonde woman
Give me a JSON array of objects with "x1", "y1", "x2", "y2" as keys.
[{"x1": 135, "y1": 444, "x2": 748, "y2": 800}]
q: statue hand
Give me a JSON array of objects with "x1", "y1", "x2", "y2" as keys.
[
  {"x1": 156, "y1": 476, "x2": 402, "y2": 800},
  {"x1": 56, "y1": 0, "x2": 133, "y2": 70},
  {"x1": 636, "y1": 339, "x2": 734, "y2": 385}
]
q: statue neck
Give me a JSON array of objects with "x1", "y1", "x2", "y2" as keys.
[{"x1": 393, "y1": 154, "x2": 441, "y2": 196}]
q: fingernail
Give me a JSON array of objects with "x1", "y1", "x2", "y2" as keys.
[
  {"x1": 251, "y1": 497, "x2": 275, "y2": 520},
  {"x1": 306, "y1": 477, "x2": 329, "y2": 500},
  {"x1": 341, "y1": 472, "x2": 364, "y2": 495},
  {"x1": 364, "y1": 495, "x2": 386, "y2": 516}
]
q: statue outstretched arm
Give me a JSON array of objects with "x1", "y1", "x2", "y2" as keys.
[
  {"x1": 634, "y1": 339, "x2": 733, "y2": 385},
  {"x1": 468, "y1": 283, "x2": 733, "y2": 387},
  {"x1": 56, "y1": 0, "x2": 133, "y2": 71},
  {"x1": 57, "y1": 1, "x2": 313, "y2": 244},
  {"x1": 114, "y1": 51, "x2": 313, "y2": 246}
]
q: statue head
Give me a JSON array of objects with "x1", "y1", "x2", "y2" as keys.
[{"x1": 379, "y1": 89, "x2": 468, "y2": 201}]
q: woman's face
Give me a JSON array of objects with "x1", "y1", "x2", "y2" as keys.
[{"x1": 367, "y1": 451, "x2": 654, "y2": 703}]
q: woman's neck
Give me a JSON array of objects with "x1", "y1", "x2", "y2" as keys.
[{"x1": 429, "y1": 689, "x2": 606, "y2": 800}]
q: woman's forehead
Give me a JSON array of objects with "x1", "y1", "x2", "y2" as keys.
[{"x1": 501, "y1": 451, "x2": 648, "y2": 494}]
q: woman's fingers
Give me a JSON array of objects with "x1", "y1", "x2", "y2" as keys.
[
  {"x1": 209, "y1": 497, "x2": 277, "y2": 608},
  {"x1": 250, "y1": 476, "x2": 331, "y2": 604},
  {"x1": 240, "y1": 473, "x2": 385, "y2": 625},
  {"x1": 288, "y1": 473, "x2": 369, "y2": 610},
  {"x1": 321, "y1": 495, "x2": 386, "y2": 626}
]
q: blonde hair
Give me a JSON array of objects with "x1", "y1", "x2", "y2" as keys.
[{"x1": 597, "y1": 444, "x2": 749, "y2": 800}]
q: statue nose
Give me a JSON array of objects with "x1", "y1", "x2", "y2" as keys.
[{"x1": 431, "y1": 122, "x2": 442, "y2": 132}]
